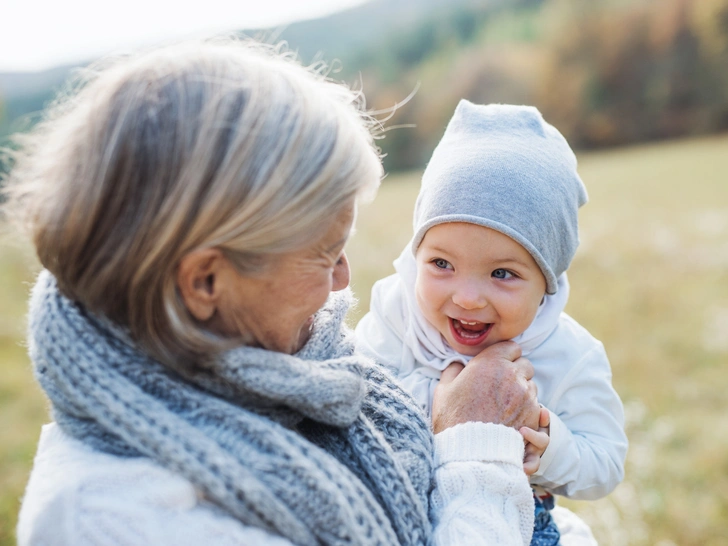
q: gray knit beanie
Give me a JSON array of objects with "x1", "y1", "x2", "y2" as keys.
[{"x1": 411, "y1": 100, "x2": 588, "y2": 294}]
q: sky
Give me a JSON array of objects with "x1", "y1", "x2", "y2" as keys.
[{"x1": 1, "y1": 0, "x2": 369, "y2": 72}]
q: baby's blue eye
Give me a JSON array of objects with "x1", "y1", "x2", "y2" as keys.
[
  {"x1": 492, "y1": 268, "x2": 513, "y2": 279},
  {"x1": 434, "y1": 259, "x2": 451, "y2": 269}
]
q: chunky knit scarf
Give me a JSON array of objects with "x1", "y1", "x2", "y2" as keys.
[{"x1": 28, "y1": 270, "x2": 433, "y2": 546}]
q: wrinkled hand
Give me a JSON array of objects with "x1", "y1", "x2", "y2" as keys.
[
  {"x1": 521, "y1": 406, "x2": 551, "y2": 476},
  {"x1": 432, "y1": 341, "x2": 540, "y2": 434}
]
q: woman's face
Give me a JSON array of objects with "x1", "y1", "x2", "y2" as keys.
[{"x1": 217, "y1": 203, "x2": 355, "y2": 354}]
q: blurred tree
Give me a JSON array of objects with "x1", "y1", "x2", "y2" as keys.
[
  {"x1": 536, "y1": 0, "x2": 728, "y2": 148},
  {"x1": 690, "y1": 0, "x2": 728, "y2": 129},
  {"x1": 358, "y1": 0, "x2": 547, "y2": 172},
  {"x1": 0, "y1": 94, "x2": 8, "y2": 184},
  {"x1": 1, "y1": 0, "x2": 725, "y2": 176}
]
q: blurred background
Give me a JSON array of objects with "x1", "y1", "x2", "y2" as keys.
[{"x1": 1, "y1": 0, "x2": 727, "y2": 544}]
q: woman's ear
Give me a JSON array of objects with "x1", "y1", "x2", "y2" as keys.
[{"x1": 177, "y1": 248, "x2": 227, "y2": 322}]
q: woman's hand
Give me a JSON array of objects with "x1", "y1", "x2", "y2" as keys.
[
  {"x1": 431, "y1": 341, "x2": 540, "y2": 434},
  {"x1": 521, "y1": 406, "x2": 551, "y2": 476}
]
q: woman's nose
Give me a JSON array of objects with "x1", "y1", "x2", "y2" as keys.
[
  {"x1": 332, "y1": 252, "x2": 351, "y2": 291},
  {"x1": 451, "y1": 281, "x2": 487, "y2": 310}
]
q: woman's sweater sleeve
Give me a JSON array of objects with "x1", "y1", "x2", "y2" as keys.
[
  {"x1": 23, "y1": 494, "x2": 296, "y2": 546},
  {"x1": 430, "y1": 422, "x2": 534, "y2": 546}
]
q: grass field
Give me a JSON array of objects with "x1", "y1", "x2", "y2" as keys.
[{"x1": 2, "y1": 133, "x2": 728, "y2": 544}]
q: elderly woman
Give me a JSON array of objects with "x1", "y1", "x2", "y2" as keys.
[{"x1": 6, "y1": 40, "x2": 570, "y2": 545}]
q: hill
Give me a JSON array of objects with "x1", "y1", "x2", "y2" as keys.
[
  {"x1": 1, "y1": 0, "x2": 727, "y2": 173},
  {"x1": 0, "y1": 0, "x2": 476, "y2": 142}
]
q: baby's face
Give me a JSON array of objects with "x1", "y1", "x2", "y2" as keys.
[{"x1": 415, "y1": 222, "x2": 547, "y2": 356}]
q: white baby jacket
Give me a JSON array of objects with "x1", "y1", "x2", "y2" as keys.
[{"x1": 356, "y1": 268, "x2": 628, "y2": 501}]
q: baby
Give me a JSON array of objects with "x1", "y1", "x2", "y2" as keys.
[{"x1": 356, "y1": 101, "x2": 628, "y2": 545}]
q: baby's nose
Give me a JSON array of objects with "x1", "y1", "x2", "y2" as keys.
[{"x1": 452, "y1": 283, "x2": 488, "y2": 310}]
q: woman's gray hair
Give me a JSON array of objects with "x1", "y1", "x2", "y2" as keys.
[{"x1": 2, "y1": 38, "x2": 382, "y2": 367}]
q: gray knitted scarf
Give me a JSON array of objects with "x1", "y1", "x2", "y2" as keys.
[{"x1": 28, "y1": 270, "x2": 433, "y2": 546}]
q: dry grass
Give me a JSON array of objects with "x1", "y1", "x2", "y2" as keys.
[
  {"x1": 2, "y1": 133, "x2": 727, "y2": 544},
  {"x1": 0, "y1": 243, "x2": 44, "y2": 544}
]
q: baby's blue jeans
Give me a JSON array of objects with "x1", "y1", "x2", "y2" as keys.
[{"x1": 530, "y1": 493, "x2": 560, "y2": 546}]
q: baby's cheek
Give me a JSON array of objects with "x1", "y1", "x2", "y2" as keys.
[
  {"x1": 425, "y1": 285, "x2": 450, "y2": 313},
  {"x1": 414, "y1": 274, "x2": 432, "y2": 306},
  {"x1": 512, "y1": 291, "x2": 543, "y2": 320}
]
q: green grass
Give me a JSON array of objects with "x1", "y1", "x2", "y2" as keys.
[{"x1": 2, "y1": 133, "x2": 728, "y2": 544}]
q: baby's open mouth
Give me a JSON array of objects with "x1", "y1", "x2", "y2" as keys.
[{"x1": 450, "y1": 318, "x2": 492, "y2": 346}]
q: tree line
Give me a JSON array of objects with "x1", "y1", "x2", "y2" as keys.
[
  {"x1": 349, "y1": 0, "x2": 728, "y2": 172},
  {"x1": 1, "y1": 0, "x2": 727, "y2": 175}
]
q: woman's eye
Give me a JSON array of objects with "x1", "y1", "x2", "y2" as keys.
[
  {"x1": 433, "y1": 259, "x2": 451, "y2": 270},
  {"x1": 492, "y1": 268, "x2": 513, "y2": 279}
]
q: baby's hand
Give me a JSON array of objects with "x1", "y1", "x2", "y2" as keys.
[{"x1": 520, "y1": 406, "x2": 550, "y2": 476}]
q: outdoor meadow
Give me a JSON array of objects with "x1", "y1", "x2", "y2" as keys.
[
  {"x1": 1, "y1": 0, "x2": 728, "y2": 544},
  {"x1": 1, "y1": 132, "x2": 727, "y2": 545}
]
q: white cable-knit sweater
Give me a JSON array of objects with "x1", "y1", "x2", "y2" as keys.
[{"x1": 18, "y1": 421, "x2": 545, "y2": 545}]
